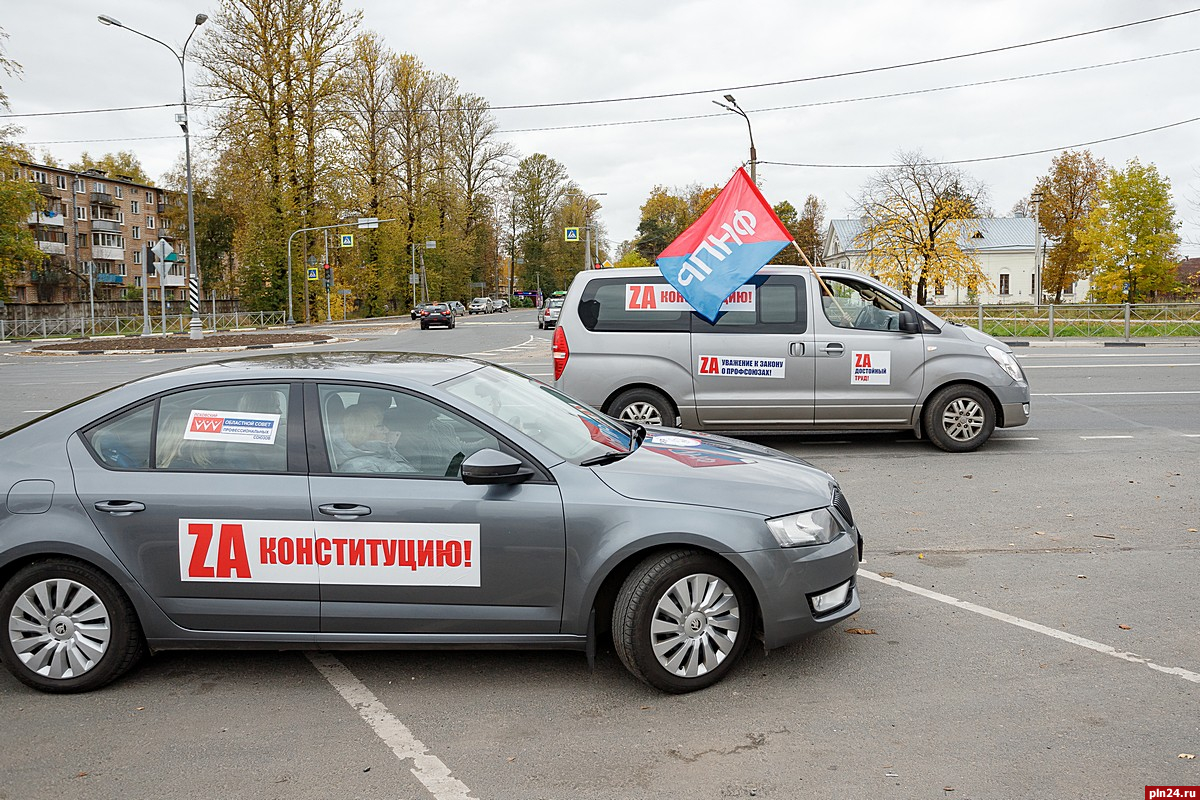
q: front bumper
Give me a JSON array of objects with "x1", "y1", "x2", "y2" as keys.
[
  {"x1": 997, "y1": 382, "x2": 1032, "y2": 429},
  {"x1": 733, "y1": 528, "x2": 863, "y2": 650}
]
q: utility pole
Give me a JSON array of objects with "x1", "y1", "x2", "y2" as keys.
[{"x1": 1031, "y1": 190, "x2": 1044, "y2": 309}]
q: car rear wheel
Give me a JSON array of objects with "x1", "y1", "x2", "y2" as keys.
[
  {"x1": 609, "y1": 388, "x2": 674, "y2": 427},
  {"x1": 612, "y1": 549, "x2": 752, "y2": 693},
  {"x1": 923, "y1": 384, "x2": 996, "y2": 452},
  {"x1": 1, "y1": 559, "x2": 143, "y2": 693}
]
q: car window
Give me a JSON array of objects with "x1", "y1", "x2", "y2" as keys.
[
  {"x1": 443, "y1": 368, "x2": 633, "y2": 464},
  {"x1": 692, "y1": 275, "x2": 807, "y2": 334},
  {"x1": 319, "y1": 385, "x2": 500, "y2": 478},
  {"x1": 155, "y1": 384, "x2": 290, "y2": 472},
  {"x1": 821, "y1": 276, "x2": 905, "y2": 331},
  {"x1": 84, "y1": 402, "x2": 154, "y2": 469}
]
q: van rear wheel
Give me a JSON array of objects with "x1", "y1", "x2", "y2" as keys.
[
  {"x1": 610, "y1": 389, "x2": 674, "y2": 427},
  {"x1": 923, "y1": 384, "x2": 995, "y2": 452}
]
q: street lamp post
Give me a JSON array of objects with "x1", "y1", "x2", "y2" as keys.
[
  {"x1": 99, "y1": 12, "x2": 207, "y2": 340},
  {"x1": 582, "y1": 192, "x2": 606, "y2": 271},
  {"x1": 1030, "y1": 189, "x2": 1044, "y2": 308},
  {"x1": 713, "y1": 94, "x2": 757, "y2": 184}
]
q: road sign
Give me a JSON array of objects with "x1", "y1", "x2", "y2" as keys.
[
  {"x1": 602, "y1": 260, "x2": 613, "y2": 269},
  {"x1": 306, "y1": 255, "x2": 318, "y2": 266},
  {"x1": 151, "y1": 238, "x2": 174, "y2": 261},
  {"x1": 564, "y1": 227, "x2": 580, "y2": 242},
  {"x1": 338, "y1": 289, "x2": 352, "y2": 295},
  {"x1": 357, "y1": 217, "x2": 379, "y2": 229},
  {"x1": 307, "y1": 267, "x2": 319, "y2": 281},
  {"x1": 340, "y1": 234, "x2": 354, "y2": 248}
]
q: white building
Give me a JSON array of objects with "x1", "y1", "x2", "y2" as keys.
[{"x1": 823, "y1": 217, "x2": 1090, "y2": 305}]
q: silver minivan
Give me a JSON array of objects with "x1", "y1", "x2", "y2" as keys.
[{"x1": 553, "y1": 267, "x2": 1030, "y2": 451}]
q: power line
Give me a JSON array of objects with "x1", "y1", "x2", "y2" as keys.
[
  {"x1": 758, "y1": 115, "x2": 1200, "y2": 169},
  {"x1": 484, "y1": 6, "x2": 1200, "y2": 110},
  {"x1": 19, "y1": 134, "x2": 182, "y2": 146},
  {"x1": 498, "y1": 47, "x2": 1200, "y2": 134},
  {"x1": 1, "y1": 102, "x2": 178, "y2": 120}
]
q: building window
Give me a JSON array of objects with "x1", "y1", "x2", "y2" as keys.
[
  {"x1": 133, "y1": 251, "x2": 142, "y2": 265},
  {"x1": 146, "y1": 216, "x2": 155, "y2": 229},
  {"x1": 1031, "y1": 274, "x2": 1036, "y2": 294},
  {"x1": 30, "y1": 170, "x2": 48, "y2": 184},
  {"x1": 145, "y1": 191, "x2": 153, "y2": 203},
  {"x1": 76, "y1": 233, "x2": 87, "y2": 249},
  {"x1": 76, "y1": 206, "x2": 88, "y2": 221},
  {"x1": 132, "y1": 226, "x2": 141, "y2": 240},
  {"x1": 117, "y1": 211, "x2": 125, "y2": 223},
  {"x1": 55, "y1": 175, "x2": 67, "y2": 190},
  {"x1": 94, "y1": 181, "x2": 107, "y2": 193},
  {"x1": 131, "y1": 200, "x2": 139, "y2": 214},
  {"x1": 74, "y1": 178, "x2": 85, "y2": 193},
  {"x1": 114, "y1": 185, "x2": 123, "y2": 199},
  {"x1": 91, "y1": 232, "x2": 125, "y2": 249},
  {"x1": 999, "y1": 274, "x2": 1010, "y2": 296}
]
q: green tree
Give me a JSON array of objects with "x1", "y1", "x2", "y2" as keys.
[
  {"x1": 854, "y1": 150, "x2": 989, "y2": 304},
  {"x1": 0, "y1": 27, "x2": 43, "y2": 296},
  {"x1": 632, "y1": 183, "x2": 720, "y2": 261},
  {"x1": 1077, "y1": 159, "x2": 1181, "y2": 302},
  {"x1": 509, "y1": 153, "x2": 570, "y2": 293},
  {"x1": 769, "y1": 194, "x2": 825, "y2": 266},
  {"x1": 69, "y1": 151, "x2": 153, "y2": 184},
  {"x1": 1032, "y1": 150, "x2": 1107, "y2": 302}
]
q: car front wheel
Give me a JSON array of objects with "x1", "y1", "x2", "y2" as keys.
[
  {"x1": 612, "y1": 549, "x2": 753, "y2": 693},
  {"x1": 922, "y1": 384, "x2": 996, "y2": 452},
  {"x1": 1, "y1": 559, "x2": 144, "y2": 693}
]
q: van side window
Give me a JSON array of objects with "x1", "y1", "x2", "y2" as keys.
[
  {"x1": 579, "y1": 278, "x2": 689, "y2": 332},
  {"x1": 822, "y1": 277, "x2": 905, "y2": 332},
  {"x1": 692, "y1": 276, "x2": 807, "y2": 334}
]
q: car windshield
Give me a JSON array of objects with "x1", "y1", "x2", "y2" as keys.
[{"x1": 443, "y1": 366, "x2": 636, "y2": 464}]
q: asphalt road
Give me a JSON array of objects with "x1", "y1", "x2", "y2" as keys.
[{"x1": 1, "y1": 311, "x2": 1197, "y2": 800}]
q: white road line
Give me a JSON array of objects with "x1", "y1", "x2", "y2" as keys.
[
  {"x1": 1001, "y1": 436, "x2": 1040, "y2": 440},
  {"x1": 1183, "y1": 434, "x2": 1200, "y2": 438},
  {"x1": 1080, "y1": 435, "x2": 1134, "y2": 440},
  {"x1": 306, "y1": 652, "x2": 476, "y2": 800},
  {"x1": 1033, "y1": 390, "x2": 1200, "y2": 397},
  {"x1": 858, "y1": 571, "x2": 1200, "y2": 685}
]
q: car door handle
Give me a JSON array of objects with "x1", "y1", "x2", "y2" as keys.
[
  {"x1": 94, "y1": 500, "x2": 146, "y2": 515},
  {"x1": 318, "y1": 503, "x2": 372, "y2": 518},
  {"x1": 789, "y1": 341, "x2": 806, "y2": 356},
  {"x1": 822, "y1": 343, "x2": 845, "y2": 356}
]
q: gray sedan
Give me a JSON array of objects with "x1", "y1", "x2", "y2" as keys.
[{"x1": 0, "y1": 353, "x2": 862, "y2": 694}]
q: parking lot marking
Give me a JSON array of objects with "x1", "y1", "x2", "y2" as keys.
[
  {"x1": 306, "y1": 652, "x2": 476, "y2": 800},
  {"x1": 858, "y1": 571, "x2": 1200, "y2": 685}
]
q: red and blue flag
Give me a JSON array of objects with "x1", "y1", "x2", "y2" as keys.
[{"x1": 656, "y1": 168, "x2": 792, "y2": 322}]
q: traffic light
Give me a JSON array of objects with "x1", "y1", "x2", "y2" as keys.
[
  {"x1": 322, "y1": 264, "x2": 332, "y2": 290},
  {"x1": 145, "y1": 244, "x2": 156, "y2": 277}
]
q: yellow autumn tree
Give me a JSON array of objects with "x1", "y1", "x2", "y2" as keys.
[{"x1": 854, "y1": 151, "x2": 989, "y2": 304}]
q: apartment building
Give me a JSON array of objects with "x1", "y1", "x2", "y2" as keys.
[{"x1": 10, "y1": 161, "x2": 187, "y2": 305}]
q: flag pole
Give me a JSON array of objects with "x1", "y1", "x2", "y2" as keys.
[{"x1": 789, "y1": 240, "x2": 848, "y2": 317}]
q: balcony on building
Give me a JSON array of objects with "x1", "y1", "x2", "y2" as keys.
[
  {"x1": 26, "y1": 210, "x2": 66, "y2": 227},
  {"x1": 92, "y1": 245, "x2": 124, "y2": 261},
  {"x1": 91, "y1": 191, "x2": 116, "y2": 206},
  {"x1": 95, "y1": 271, "x2": 125, "y2": 285},
  {"x1": 35, "y1": 182, "x2": 55, "y2": 197},
  {"x1": 36, "y1": 240, "x2": 67, "y2": 255},
  {"x1": 91, "y1": 218, "x2": 122, "y2": 233}
]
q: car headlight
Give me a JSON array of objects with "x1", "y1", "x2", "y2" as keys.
[
  {"x1": 767, "y1": 508, "x2": 841, "y2": 547},
  {"x1": 986, "y1": 345, "x2": 1024, "y2": 383}
]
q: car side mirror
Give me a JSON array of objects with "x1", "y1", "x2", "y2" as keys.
[
  {"x1": 460, "y1": 448, "x2": 534, "y2": 485},
  {"x1": 898, "y1": 309, "x2": 921, "y2": 334}
]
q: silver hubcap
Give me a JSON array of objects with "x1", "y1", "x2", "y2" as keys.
[
  {"x1": 940, "y1": 397, "x2": 985, "y2": 442},
  {"x1": 620, "y1": 401, "x2": 663, "y2": 426},
  {"x1": 650, "y1": 573, "x2": 740, "y2": 678},
  {"x1": 8, "y1": 578, "x2": 111, "y2": 680}
]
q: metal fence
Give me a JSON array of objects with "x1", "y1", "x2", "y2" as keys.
[
  {"x1": 932, "y1": 303, "x2": 1200, "y2": 340},
  {"x1": 0, "y1": 311, "x2": 287, "y2": 341}
]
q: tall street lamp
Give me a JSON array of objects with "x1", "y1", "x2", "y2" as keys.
[
  {"x1": 583, "y1": 192, "x2": 606, "y2": 271},
  {"x1": 99, "y1": 12, "x2": 207, "y2": 339},
  {"x1": 713, "y1": 94, "x2": 757, "y2": 185},
  {"x1": 1030, "y1": 189, "x2": 1044, "y2": 308}
]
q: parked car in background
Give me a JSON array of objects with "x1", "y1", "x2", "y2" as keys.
[
  {"x1": 410, "y1": 302, "x2": 433, "y2": 320},
  {"x1": 469, "y1": 297, "x2": 494, "y2": 315},
  {"x1": 492, "y1": 298, "x2": 510, "y2": 313},
  {"x1": 0, "y1": 352, "x2": 862, "y2": 694},
  {"x1": 419, "y1": 303, "x2": 456, "y2": 329},
  {"x1": 538, "y1": 297, "x2": 565, "y2": 329},
  {"x1": 448, "y1": 301, "x2": 467, "y2": 316}
]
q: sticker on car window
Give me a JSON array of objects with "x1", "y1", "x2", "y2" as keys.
[
  {"x1": 851, "y1": 351, "x2": 891, "y2": 385},
  {"x1": 179, "y1": 519, "x2": 480, "y2": 587},
  {"x1": 184, "y1": 410, "x2": 281, "y2": 445},
  {"x1": 697, "y1": 355, "x2": 785, "y2": 379},
  {"x1": 625, "y1": 284, "x2": 755, "y2": 312}
]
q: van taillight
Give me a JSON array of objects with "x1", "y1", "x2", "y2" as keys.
[{"x1": 552, "y1": 326, "x2": 568, "y2": 381}]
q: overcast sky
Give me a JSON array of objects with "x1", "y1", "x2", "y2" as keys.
[{"x1": 4, "y1": 0, "x2": 1199, "y2": 255}]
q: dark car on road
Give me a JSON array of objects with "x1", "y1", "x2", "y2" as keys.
[
  {"x1": 410, "y1": 302, "x2": 433, "y2": 320},
  {"x1": 0, "y1": 353, "x2": 863, "y2": 694},
  {"x1": 419, "y1": 303, "x2": 455, "y2": 330}
]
